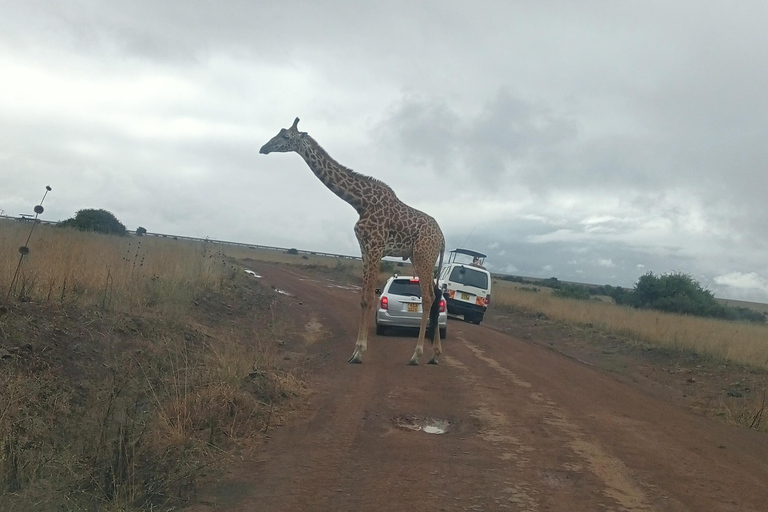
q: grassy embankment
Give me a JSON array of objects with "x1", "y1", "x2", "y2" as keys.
[{"x1": 0, "y1": 221, "x2": 303, "y2": 511}]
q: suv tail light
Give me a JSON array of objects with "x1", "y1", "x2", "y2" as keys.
[
  {"x1": 439, "y1": 299, "x2": 446, "y2": 313},
  {"x1": 485, "y1": 294, "x2": 490, "y2": 306},
  {"x1": 380, "y1": 296, "x2": 388, "y2": 310}
]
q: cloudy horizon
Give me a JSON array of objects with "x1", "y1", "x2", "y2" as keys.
[{"x1": 2, "y1": 1, "x2": 767, "y2": 302}]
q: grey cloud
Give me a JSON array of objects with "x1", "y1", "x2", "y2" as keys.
[{"x1": 375, "y1": 90, "x2": 578, "y2": 186}]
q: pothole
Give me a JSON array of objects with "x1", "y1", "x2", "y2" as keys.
[
  {"x1": 304, "y1": 318, "x2": 324, "y2": 344},
  {"x1": 393, "y1": 415, "x2": 451, "y2": 434}
]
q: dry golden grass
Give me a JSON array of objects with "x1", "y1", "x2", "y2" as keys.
[
  {"x1": 492, "y1": 279, "x2": 768, "y2": 370},
  {"x1": 1, "y1": 220, "x2": 232, "y2": 312}
]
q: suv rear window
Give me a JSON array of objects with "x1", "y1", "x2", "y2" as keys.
[
  {"x1": 448, "y1": 266, "x2": 488, "y2": 289},
  {"x1": 387, "y1": 279, "x2": 422, "y2": 297}
]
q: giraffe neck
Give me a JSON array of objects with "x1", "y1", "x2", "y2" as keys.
[{"x1": 295, "y1": 135, "x2": 378, "y2": 214}]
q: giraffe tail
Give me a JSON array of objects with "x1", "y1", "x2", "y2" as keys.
[
  {"x1": 425, "y1": 283, "x2": 443, "y2": 344},
  {"x1": 426, "y1": 242, "x2": 446, "y2": 343}
]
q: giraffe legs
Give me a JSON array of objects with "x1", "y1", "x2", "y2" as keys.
[
  {"x1": 349, "y1": 243, "x2": 383, "y2": 364},
  {"x1": 409, "y1": 245, "x2": 440, "y2": 366}
]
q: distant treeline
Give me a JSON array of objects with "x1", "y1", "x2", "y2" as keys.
[{"x1": 496, "y1": 272, "x2": 766, "y2": 324}]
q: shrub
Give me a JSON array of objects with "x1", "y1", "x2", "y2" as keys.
[
  {"x1": 380, "y1": 261, "x2": 395, "y2": 273},
  {"x1": 554, "y1": 284, "x2": 591, "y2": 300},
  {"x1": 58, "y1": 209, "x2": 127, "y2": 236},
  {"x1": 286, "y1": 248, "x2": 299, "y2": 255},
  {"x1": 596, "y1": 284, "x2": 635, "y2": 305},
  {"x1": 136, "y1": 226, "x2": 147, "y2": 236},
  {"x1": 632, "y1": 272, "x2": 765, "y2": 323}
]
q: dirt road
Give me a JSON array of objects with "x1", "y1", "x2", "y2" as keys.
[{"x1": 191, "y1": 262, "x2": 768, "y2": 511}]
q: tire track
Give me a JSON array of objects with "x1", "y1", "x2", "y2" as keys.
[{"x1": 457, "y1": 335, "x2": 659, "y2": 512}]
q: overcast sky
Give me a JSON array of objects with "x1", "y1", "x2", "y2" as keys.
[{"x1": 2, "y1": 1, "x2": 767, "y2": 302}]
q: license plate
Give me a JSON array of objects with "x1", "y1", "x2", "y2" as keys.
[
  {"x1": 461, "y1": 293, "x2": 470, "y2": 301},
  {"x1": 407, "y1": 303, "x2": 419, "y2": 312}
]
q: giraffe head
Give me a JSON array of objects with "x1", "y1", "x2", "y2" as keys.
[{"x1": 259, "y1": 117, "x2": 306, "y2": 154}]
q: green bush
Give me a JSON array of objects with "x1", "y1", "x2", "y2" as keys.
[
  {"x1": 541, "y1": 277, "x2": 561, "y2": 289},
  {"x1": 592, "y1": 284, "x2": 635, "y2": 305},
  {"x1": 58, "y1": 209, "x2": 127, "y2": 236},
  {"x1": 286, "y1": 248, "x2": 299, "y2": 255},
  {"x1": 633, "y1": 272, "x2": 717, "y2": 316},
  {"x1": 632, "y1": 272, "x2": 765, "y2": 323},
  {"x1": 380, "y1": 261, "x2": 395, "y2": 273},
  {"x1": 553, "y1": 284, "x2": 591, "y2": 300}
]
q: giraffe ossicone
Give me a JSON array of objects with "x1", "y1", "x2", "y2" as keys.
[{"x1": 260, "y1": 118, "x2": 446, "y2": 365}]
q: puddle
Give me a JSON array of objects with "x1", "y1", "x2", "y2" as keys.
[
  {"x1": 244, "y1": 269, "x2": 262, "y2": 278},
  {"x1": 394, "y1": 415, "x2": 451, "y2": 434},
  {"x1": 423, "y1": 419, "x2": 451, "y2": 434},
  {"x1": 268, "y1": 285, "x2": 293, "y2": 296},
  {"x1": 326, "y1": 284, "x2": 361, "y2": 291}
]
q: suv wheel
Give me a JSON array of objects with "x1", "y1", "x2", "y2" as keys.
[
  {"x1": 376, "y1": 323, "x2": 386, "y2": 335},
  {"x1": 440, "y1": 326, "x2": 447, "y2": 339}
]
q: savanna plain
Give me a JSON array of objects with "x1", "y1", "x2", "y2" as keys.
[{"x1": 2, "y1": 219, "x2": 768, "y2": 511}]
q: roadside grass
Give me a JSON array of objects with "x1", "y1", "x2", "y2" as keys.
[
  {"x1": 492, "y1": 279, "x2": 768, "y2": 370},
  {"x1": 0, "y1": 221, "x2": 303, "y2": 510}
]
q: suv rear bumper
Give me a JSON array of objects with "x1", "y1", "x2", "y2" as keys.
[{"x1": 445, "y1": 298, "x2": 486, "y2": 315}]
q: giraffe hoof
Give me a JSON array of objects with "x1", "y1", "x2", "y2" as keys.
[
  {"x1": 428, "y1": 358, "x2": 439, "y2": 365},
  {"x1": 407, "y1": 359, "x2": 419, "y2": 366},
  {"x1": 349, "y1": 355, "x2": 362, "y2": 364}
]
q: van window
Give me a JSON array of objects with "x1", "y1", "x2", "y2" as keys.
[
  {"x1": 448, "y1": 266, "x2": 488, "y2": 289},
  {"x1": 388, "y1": 279, "x2": 422, "y2": 297}
]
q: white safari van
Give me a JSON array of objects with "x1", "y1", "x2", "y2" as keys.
[{"x1": 438, "y1": 249, "x2": 492, "y2": 324}]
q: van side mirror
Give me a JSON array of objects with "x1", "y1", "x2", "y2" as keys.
[{"x1": 375, "y1": 288, "x2": 382, "y2": 295}]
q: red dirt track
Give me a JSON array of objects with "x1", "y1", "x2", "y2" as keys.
[{"x1": 189, "y1": 262, "x2": 768, "y2": 511}]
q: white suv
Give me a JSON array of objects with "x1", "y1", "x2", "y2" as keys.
[{"x1": 438, "y1": 249, "x2": 491, "y2": 324}]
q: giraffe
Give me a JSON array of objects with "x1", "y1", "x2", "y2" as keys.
[{"x1": 260, "y1": 117, "x2": 446, "y2": 365}]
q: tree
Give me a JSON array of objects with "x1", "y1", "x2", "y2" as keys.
[
  {"x1": 634, "y1": 271, "x2": 721, "y2": 317},
  {"x1": 58, "y1": 209, "x2": 128, "y2": 236},
  {"x1": 136, "y1": 226, "x2": 147, "y2": 236}
]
